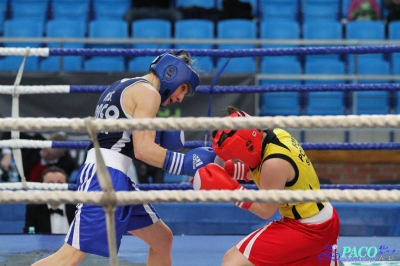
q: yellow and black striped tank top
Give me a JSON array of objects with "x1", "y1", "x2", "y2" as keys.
[{"x1": 250, "y1": 128, "x2": 325, "y2": 219}]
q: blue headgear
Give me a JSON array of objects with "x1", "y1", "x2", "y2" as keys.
[{"x1": 149, "y1": 53, "x2": 200, "y2": 102}]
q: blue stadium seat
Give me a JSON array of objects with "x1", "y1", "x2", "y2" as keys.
[
  {"x1": 10, "y1": 0, "x2": 48, "y2": 27},
  {"x1": 84, "y1": 57, "x2": 125, "y2": 72},
  {"x1": 217, "y1": 19, "x2": 256, "y2": 73},
  {"x1": 259, "y1": 59, "x2": 302, "y2": 116},
  {"x1": 0, "y1": 19, "x2": 43, "y2": 71},
  {"x1": 51, "y1": 0, "x2": 90, "y2": 25},
  {"x1": 131, "y1": 19, "x2": 172, "y2": 49},
  {"x1": 304, "y1": 59, "x2": 346, "y2": 115},
  {"x1": 131, "y1": 19, "x2": 171, "y2": 72},
  {"x1": 303, "y1": 20, "x2": 342, "y2": 61},
  {"x1": 216, "y1": 57, "x2": 255, "y2": 73},
  {"x1": 5, "y1": 19, "x2": 44, "y2": 44},
  {"x1": 128, "y1": 56, "x2": 154, "y2": 73},
  {"x1": 175, "y1": 19, "x2": 214, "y2": 49},
  {"x1": 303, "y1": 20, "x2": 342, "y2": 40},
  {"x1": 393, "y1": 56, "x2": 400, "y2": 83},
  {"x1": 397, "y1": 89, "x2": 400, "y2": 113},
  {"x1": 93, "y1": 0, "x2": 131, "y2": 20},
  {"x1": 301, "y1": 0, "x2": 339, "y2": 22},
  {"x1": 0, "y1": 0, "x2": 7, "y2": 35},
  {"x1": 260, "y1": 20, "x2": 300, "y2": 63},
  {"x1": 41, "y1": 19, "x2": 86, "y2": 71},
  {"x1": 260, "y1": 20, "x2": 300, "y2": 48},
  {"x1": 261, "y1": 0, "x2": 298, "y2": 21},
  {"x1": 389, "y1": 21, "x2": 400, "y2": 63},
  {"x1": 355, "y1": 58, "x2": 391, "y2": 114},
  {"x1": 389, "y1": 21, "x2": 400, "y2": 40},
  {"x1": 342, "y1": 0, "x2": 353, "y2": 18},
  {"x1": 218, "y1": 19, "x2": 257, "y2": 47},
  {"x1": 346, "y1": 20, "x2": 386, "y2": 70},
  {"x1": 175, "y1": 19, "x2": 215, "y2": 72},
  {"x1": 88, "y1": 19, "x2": 128, "y2": 48},
  {"x1": 176, "y1": 0, "x2": 215, "y2": 9},
  {"x1": 346, "y1": 20, "x2": 385, "y2": 40}
]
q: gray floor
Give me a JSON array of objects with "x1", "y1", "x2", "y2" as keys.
[{"x1": 0, "y1": 235, "x2": 399, "y2": 266}]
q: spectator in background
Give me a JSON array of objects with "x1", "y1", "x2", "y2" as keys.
[
  {"x1": 220, "y1": 0, "x2": 253, "y2": 20},
  {"x1": 178, "y1": 0, "x2": 253, "y2": 23},
  {"x1": 384, "y1": 0, "x2": 400, "y2": 22},
  {"x1": 348, "y1": 0, "x2": 381, "y2": 21},
  {"x1": 27, "y1": 132, "x2": 77, "y2": 183},
  {"x1": 23, "y1": 166, "x2": 76, "y2": 234},
  {"x1": 0, "y1": 132, "x2": 44, "y2": 182},
  {"x1": 124, "y1": 0, "x2": 183, "y2": 24}
]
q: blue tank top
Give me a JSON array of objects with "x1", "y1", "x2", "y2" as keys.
[{"x1": 87, "y1": 77, "x2": 150, "y2": 158}]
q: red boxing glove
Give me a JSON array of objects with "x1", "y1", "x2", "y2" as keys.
[
  {"x1": 193, "y1": 163, "x2": 252, "y2": 210},
  {"x1": 224, "y1": 160, "x2": 250, "y2": 182}
]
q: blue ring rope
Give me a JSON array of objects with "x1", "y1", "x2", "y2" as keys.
[
  {"x1": 69, "y1": 84, "x2": 400, "y2": 94},
  {"x1": 64, "y1": 183, "x2": 400, "y2": 191},
  {"x1": 52, "y1": 141, "x2": 400, "y2": 150},
  {"x1": 49, "y1": 46, "x2": 400, "y2": 57}
]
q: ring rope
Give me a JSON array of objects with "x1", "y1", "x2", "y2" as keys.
[
  {"x1": 0, "y1": 116, "x2": 399, "y2": 133},
  {"x1": 0, "y1": 189, "x2": 399, "y2": 205},
  {"x1": 46, "y1": 46, "x2": 400, "y2": 57},
  {"x1": 0, "y1": 139, "x2": 400, "y2": 150},
  {"x1": 1, "y1": 182, "x2": 400, "y2": 192},
  {"x1": 2, "y1": 83, "x2": 400, "y2": 95},
  {"x1": 2, "y1": 45, "x2": 400, "y2": 58}
]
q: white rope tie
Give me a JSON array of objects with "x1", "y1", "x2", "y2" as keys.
[{"x1": 10, "y1": 47, "x2": 32, "y2": 190}]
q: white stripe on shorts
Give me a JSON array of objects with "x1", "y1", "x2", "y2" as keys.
[
  {"x1": 66, "y1": 164, "x2": 97, "y2": 250},
  {"x1": 236, "y1": 222, "x2": 272, "y2": 259},
  {"x1": 144, "y1": 204, "x2": 159, "y2": 223}
]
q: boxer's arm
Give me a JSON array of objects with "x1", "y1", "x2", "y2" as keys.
[{"x1": 155, "y1": 130, "x2": 185, "y2": 151}]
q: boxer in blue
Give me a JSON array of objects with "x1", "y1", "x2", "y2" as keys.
[{"x1": 33, "y1": 50, "x2": 217, "y2": 266}]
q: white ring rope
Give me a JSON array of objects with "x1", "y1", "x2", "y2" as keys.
[
  {"x1": 0, "y1": 47, "x2": 49, "y2": 57},
  {"x1": 0, "y1": 85, "x2": 70, "y2": 94},
  {"x1": 0, "y1": 115, "x2": 399, "y2": 133},
  {"x1": 0, "y1": 189, "x2": 399, "y2": 205},
  {"x1": 0, "y1": 140, "x2": 52, "y2": 149},
  {"x1": 0, "y1": 182, "x2": 69, "y2": 191}
]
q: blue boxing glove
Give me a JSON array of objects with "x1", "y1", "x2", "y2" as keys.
[
  {"x1": 162, "y1": 147, "x2": 217, "y2": 176},
  {"x1": 155, "y1": 130, "x2": 185, "y2": 151}
]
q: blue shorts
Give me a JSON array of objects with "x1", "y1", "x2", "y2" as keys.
[{"x1": 65, "y1": 149, "x2": 160, "y2": 257}]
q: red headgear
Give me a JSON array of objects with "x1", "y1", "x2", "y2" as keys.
[{"x1": 212, "y1": 110, "x2": 262, "y2": 168}]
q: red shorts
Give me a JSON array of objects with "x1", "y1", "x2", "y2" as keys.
[{"x1": 236, "y1": 206, "x2": 340, "y2": 266}]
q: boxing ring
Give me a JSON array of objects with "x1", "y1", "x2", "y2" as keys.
[{"x1": 0, "y1": 46, "x2": 400, "y2": 265}]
